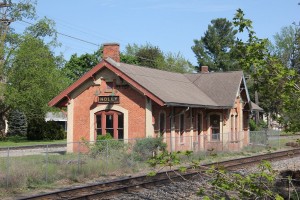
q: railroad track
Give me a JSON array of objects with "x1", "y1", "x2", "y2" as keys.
[{"x1": 19, "y1": 148, "x2": 300, "y2": 200}]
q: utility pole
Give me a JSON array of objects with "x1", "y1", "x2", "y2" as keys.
[
  {"x1": 0, "y1": 0, "x2": 12, "y2": 82},
  {"x1": 0, "y1": 0, "x2": 12, "y2": 137}
]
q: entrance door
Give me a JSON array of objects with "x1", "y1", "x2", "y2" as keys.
[
  {"x1": 95, "y1": 110, "x2": 124, "y2": 139},
  {"x1": 210, "y1": 114, "x2": 220, "y2": 140}
]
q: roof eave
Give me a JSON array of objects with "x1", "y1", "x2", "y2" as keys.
[{"x1": 165, "y1": 102, "x2": 232, "y2": 109}]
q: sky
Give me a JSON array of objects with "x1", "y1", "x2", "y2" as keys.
[{"x1": 11, "y1": 0, "x2": 300, "y2": 66}]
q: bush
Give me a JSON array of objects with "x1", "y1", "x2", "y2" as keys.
[
  {"x1": 249, "y1": 119, "x2": 267, "y2": 131},
  {"x1": 27, "y1": 119, "x2": 66, "y2": 140},
  {"x1": 133, "y1": 137, "x2": 167, "y2": 161},
  {"x1": 89, "y1": 133, "x2": 125, "y2": 158},
  {"x1": 45, "y1": 121, "x2": 66, "y2": 140},
  {"x1": 27, "y1": 118, "x2": 47, "y2": 140}
]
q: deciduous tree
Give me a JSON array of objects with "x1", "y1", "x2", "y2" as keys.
[
  {"x1": 62, "y1": 48, "x2": 102, "y2": 82},
  {"x1": 0, "y1": 0, "x2": 36, "y2": 137},
  {"x1": 233, "y1": 9, "x2": 300, "y2": 131},
  {"x1": 5, "y1": 35, "x2": 69, "y2": 122}
]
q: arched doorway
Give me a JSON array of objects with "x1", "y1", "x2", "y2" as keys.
[{"x1": 95, "y1": 110, "x2": 124, "y2": 139}]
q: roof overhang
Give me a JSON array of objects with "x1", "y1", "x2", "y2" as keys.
[{"x1": 165, "y1": 102, "x2": 232, "y2": 109}]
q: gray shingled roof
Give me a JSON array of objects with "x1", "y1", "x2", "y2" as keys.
[
  {"x1": 106, "y1": 58, "x2": 247, "y2": 108},
  {"x1": 250, "y1": 101, "x2": 264, "y2": 111}
]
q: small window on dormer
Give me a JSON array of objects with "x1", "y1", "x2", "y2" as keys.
[{"x1": 106, "y1": 81, "x2": 114, "y2": 92}]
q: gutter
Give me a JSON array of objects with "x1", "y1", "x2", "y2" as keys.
[{"x1": 165, "y1": 102, "x2": 232, "y2": 109}]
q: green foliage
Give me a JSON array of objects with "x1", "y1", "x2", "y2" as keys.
[
  {"x1": 5, "y1": 35, "x2": 69, "y2": 121},
  {"x1": 249, "y1": 119, "x2": 258, "y2": 131},
  {"x1": 88, "y1": 133, "x2": 125, "y2": 158},
  {"x1": 135, "y1": 43, "x2": 164, "y2": 68},
  {"x1": 24, "y1": 17, "x2": 59, "y2": 46},
  {"x1": 122, "y1": 43, "x2": 194, "y2": 73},
  {"x1": 27, "y1": 118, "x2": 47, "y2": 140},
  {"x1": 199, "y1": 161, "x2": 283, "y2": 199},
  {"x1": 133, "y1": 137, "x2": 167, "y2": 161},
  {"x1": 232, "y1": 9, "x2": 300, "y2": 131},
  {"x1": 45, "y1": 121, "x2": 66, "y2": 140},
  {"x1": 62, "y1": 47, "x2": 102, "y2": 82},
  {"x1": 27, "y1": 118, "x2": 66, "y2": 140},
  {"x1": 270, "y1": 25, "x2": 300, "y2": 73},
  {"x1": 249, "y1": 119, "x2": 267, "y2": 131},
  {"x1": 0, "y1": 0, "x2": 37, "y2": 138},
  {"x1": 147, "y1": 150, "x2": 191, "y2": 172},
  {"x1": 192, "y1": 18, "x2": 238, "y2": 71},
  {"x1": 7, "y1": 109, "x2": 27, "y2": 136}
]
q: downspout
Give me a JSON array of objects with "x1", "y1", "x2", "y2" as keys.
[{"x1": 222, "y1": 109, "x2": 224, "y2": 151}]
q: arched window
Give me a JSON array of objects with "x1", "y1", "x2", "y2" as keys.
[{"x1": 95, "y1": 110, "x2": 124, "y2": 139}]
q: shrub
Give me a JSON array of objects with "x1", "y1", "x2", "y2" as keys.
[
  {"x1": 27, "y1": 119, "x2": 66, "y2": 140},
  {"x1": 132, "y1": 137, "x2": 167, "y2": 161},
  {"x1": 45, "y1": 121, "x2": 66, "y2": 140},
  {"x1": 27, "y1": 118, "x2": 47, "y2": 140},
  {"x1": 249, "y1": 119, "x2": 267, "y2": 131},
  {"x1": 89, "y1": 133, "x2": 125, "y2": 158}
]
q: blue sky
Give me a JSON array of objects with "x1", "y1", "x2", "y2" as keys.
[{"x1": 12, "y1": 0, "x2": 300, "y2": 66}]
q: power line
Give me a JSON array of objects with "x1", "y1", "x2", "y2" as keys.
[
  {"x1": 20, "y1": 20, "x2": 100, "y2": 47},
  {"x1": 19, "y1": 20, "x2": 191, "y2": 70}
]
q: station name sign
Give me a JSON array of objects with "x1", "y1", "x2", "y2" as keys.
[{"x1": 98, "y1": 96, "x2": 120, "y2": 104}]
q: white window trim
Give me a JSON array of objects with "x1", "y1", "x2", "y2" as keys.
[{"x1": 207, "y1": 112, "x2": 222, "y2": 141}]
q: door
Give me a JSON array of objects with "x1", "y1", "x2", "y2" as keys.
[{"x1": 95, "y1": 110, "x2": 124, "y2": 139}]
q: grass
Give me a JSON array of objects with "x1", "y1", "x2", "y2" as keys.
[
  {"x1": 0, "y1": 136, "x2": 66, "y2": 148},
  {"x1": 0, "y1": 136, "x2": 299, "y2": 199}
]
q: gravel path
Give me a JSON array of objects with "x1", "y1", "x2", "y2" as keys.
[{"x1": 104, "y1": 155, "x2": 300, "y2": 200}]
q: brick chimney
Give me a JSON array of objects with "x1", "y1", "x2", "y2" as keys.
[
  {"x1": 200, "y1": 66, "x2": 209, "y2": 73},
  {"x1": 102, "y1": 43, "x2": 120, "y2": 62}
]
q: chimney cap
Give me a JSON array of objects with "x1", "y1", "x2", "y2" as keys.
[
  {"x1": 200, "y1": 66, "x2": 209, "y2": 73},
  {"x1": 103, "y1": 42, "x2": 120, "y2": 46}
]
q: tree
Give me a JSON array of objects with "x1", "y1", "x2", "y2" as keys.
[
  {"x1": 123, "y1": 43, "x2": 193, "y2": 73},
  {"x1": 0, "y1": 0, "x2": 36, "y2": 137},
  {"x1": 270, "y1": 25, "x2": 300, "y2": 73},
  {"x1": 192, "y1": 18, "x2": 238, "y2": 71},
  {"x1": 7, "y1": 109, "x2": 27, "y2": 136},
  {"x1": 62, "y1": 48, "x2": 102, "y2": 82},
  {"x1": 233, "y1": 8, "x2": 300, "y2": 131},
  {"x1": 5, "y1": 35, "x2": 69, "y2": 122}
]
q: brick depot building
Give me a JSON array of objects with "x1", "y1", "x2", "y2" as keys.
[{"x1": 49, "y1": 43, "x2": 252, "y2": 152}]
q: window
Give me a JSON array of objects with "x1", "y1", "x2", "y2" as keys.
[
  {"x1": 106, "y1": 114, "x2": 114, "y2": 136},
  {"x1": 197, "y1": 113, "x2": 202, "y2": 135},
  {"x1": 95, "y1": 110, "x2": 124, "y2": 139},
  {"x1": 96, "y1": 114, "x2": 102, "y2": 136},
  {"x1": 118, "y1": 114, "x2": 124, "y2": 139},
  {"x1": 210, "y1": 114, "x2": 220, "y2": 140},
  {"x1": 159, "y1": 112, "x2": 166, "y2": 136},
  {"x1": 235, "y1": 115, "x2": 238, "y2": 140},
  {"x1": 243, "y1": 112, "x2": 249, "y2": 130},
  {"x1": 105, "y1": 81, "x2": 114, "y2": 92},
  {"x1": 180, "y1": 114, "x2": 184, "y2": 143},
  {"x1": 231, "y1": 115, "x2": 234, "y2": 141}
]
